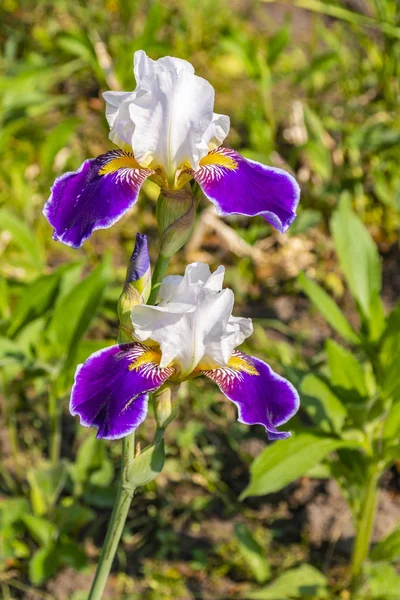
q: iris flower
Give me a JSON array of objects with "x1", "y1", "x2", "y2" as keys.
[
  {"x1": 70, "y1": 260, "x2": 299, "y2": 440},
  {"x1": 44, "y1": 50, "x2": 300, "y2": 249}
]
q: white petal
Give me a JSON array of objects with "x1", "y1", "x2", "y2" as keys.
[
  {"x1": 205, "y1": 113, "x2": 230, "y2": 149},
  {"x1": 103, "y1": 51, "x2": 230, "y2": 176},
  {"x1": 130, "y1": 262, "x2": 252, "y2": 376}
]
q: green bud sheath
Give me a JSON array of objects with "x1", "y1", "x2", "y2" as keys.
[
  {"x1": 157, "y1": 187, "x2": 197, "y2": 258},
  {"x1": 153, "y1": 384, "x2": 180, "y2": 429}
]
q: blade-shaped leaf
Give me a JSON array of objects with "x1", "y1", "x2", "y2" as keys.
[
  {"x1": 234, "y1": 523, "x2": 271, "y2": 584},
  {"x1": 326, "y1": 339, "x2": 367, "y2": 397},
  {"x1": 298, "y1": 272, "x2": 358, "y2": 343},
  {"x1": 331, "y1": 195, "x2": 381, "y2": 320},
  {"x1": 301, "y1": 374, "x2": 347, "y2": 434},
  {"x1": 241, "y1": 432, "x2": 355, "y2": 498},
  {"x1": 0, "y1": 208, "x2": 44, "y2": 272},
  {"x1": 247, "y1": 564, "x2": 328, "y2": 599},
  {"x1": 49, "y1": 254, "x2": 111, "y2": 375}
]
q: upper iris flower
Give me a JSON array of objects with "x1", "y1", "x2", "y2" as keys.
[
  {"x1": 70, "y1": 262, "x2": 299, "y2": 440},
  {"x1": 44, "y1": 50, "x2": 300, "y2": 249}
]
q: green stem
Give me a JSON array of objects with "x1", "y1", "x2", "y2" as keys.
[
  {"x1": 148, "y1": 253, "x2": 171, "y2": 305},
  {"x1": 351, "y1": 469, "x2": 380, "y2": 584},
  {"x1": 88, "y1": 247, "x2": 171, "y2": 599},
  {"x1": 88, "y1": 433, "x2": 136, "y2": 600},
  {"x1": 49, "y1": 383, "x2": 61, "y2": 467}
]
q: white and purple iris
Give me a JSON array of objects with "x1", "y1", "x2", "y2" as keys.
[
  {"x1": 43, "y1": 50, "x2": 300, "y2": 249},
  {"x1": 70, "y1": 257, "x2": 299, "y2": 441}
]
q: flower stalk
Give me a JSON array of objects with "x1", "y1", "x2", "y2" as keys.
[
  {"x1": 88, "y1": 433, "x2": 136, "y2": 600},
  {"x1": 350, "y1": 468, "x2": 380, "y2": 586},
  {"x1": 87, "y1": 240, "x2": 171, "y2": 600}
]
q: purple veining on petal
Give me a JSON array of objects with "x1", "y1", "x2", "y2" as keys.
[
  {"x1": 43, "y1": 150, "x2": 153, "y2": 248},
  {"x1": 203, "y1": 350, "x2": 300, "y2": 440},
  {"x1": 70, "y1": 342, "x2": 174, "y2": 439},
  {"x1": 193, "y1": 148, "x2": 300, "y2": 234}
]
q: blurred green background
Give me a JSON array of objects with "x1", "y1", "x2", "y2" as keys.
[{"x1": 1, "y1": 0, "x2": 399, "y2": 598}]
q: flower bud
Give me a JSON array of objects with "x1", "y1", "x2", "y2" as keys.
[
  {"x1": 157, "y1": 187, "x2": 196, "y2": 258},
  {"x1": 118, "y1": 233, "x2": 151, "y2": 342},
  {"x1": 153, "y1": 384, "x2": 180, "y2": 429}
]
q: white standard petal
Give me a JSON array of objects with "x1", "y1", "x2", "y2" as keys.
[
  {"x1": 103, "y1": 51, "x2": 230, "y2": 178},
  {"x1": 130, "y1": 262, "x2": 252, "y2": 376}
]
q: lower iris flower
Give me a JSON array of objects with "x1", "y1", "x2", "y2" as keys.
[
  {"x1": 70, "y1": 262, "x2": 299, "y2": 440},
  {"x1": 44, "y1": 50, "x2": 300, "y2": 249}
]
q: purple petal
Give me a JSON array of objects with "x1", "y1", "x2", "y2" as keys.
[
  {"x1": 70, "y1": 342, "x2": 174, "y2": 439},
  {"x1": 203, "y1": 350, "x2": 299, "y2": 440},
  {"x1": 193, "y1": 148, "x2": 300, "y2": 233},
  {"x1": 43, "y1": 150, "x2": 153, "y2": 248},
  {"x1": 126, "y1": 233, "x2": 150, "y2": 283}
]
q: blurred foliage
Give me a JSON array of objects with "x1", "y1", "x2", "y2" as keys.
[{"x1": 0, "y1": 0, "x2": 399, "y2": 598}]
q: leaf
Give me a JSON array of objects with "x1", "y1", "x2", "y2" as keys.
[
  {"x1": 72, "y1": 433, "x2": 106, "y2": 487},
  {"x1": 23, "y1": 515, "x2": 57, "y2": 546},
  {"x1": 234, "y1": 523, "x2": 271, "y2": 584},
  {"x1": 0, "y1": 497, "x2": 29, "y2": 529},
  {"x1": 301, "y1": 374, "x2": 347, "y2": 434},
  {"x1": 363, "y1": 562, "x2": 400, "y2": 599},
  {"x1": 8, "y1": 272, "x2": 62, "y2": 336},
  {"x1": 39, "y1": 117, "x2": 80, "y2": 174},
  {"x1": 383, "y1": 403, "x2": 400, "y2": 442},
  {"x1": 127, "y1": 440, "x2": 165, "y2": 488},
  {"x1": 330, "y1": 195, "x2": 381, "y2": 320},
  {"x1": 298, "y1": 273, "x2": 359, "y2": 343},
  {"x1": 55, "y1": 499, "x2": 95, "y2": 535},
  {"x1": 326, "y1": 339, "x2": 367, "y2": 397},
  {"x1": 241, "y1": 432, "x2": 354, "y2": 498},
  {"x1": 29, "y1": 544, "x2": 59, "y2": 585},
  {"x1": 57, "y1": 541, "x2": 87, "y2": 570},
  {"x1": 0, "y1": 208, "x2": 44, "y2": 272},
  {"x1": 48, "y1": 253, "x2": 111, "y2": 376},
  {"x1": 247, "y1": 564, "x2": 328, "y2": 599},
  {"x1": 380, "y1": 301, "x2": 400, "y2": 398},
  {"x1": 27, "y1": 462, "x2": 68, "y2": 516},
  {"x1": 371, "y1": 526, "x2": 400, "y2": 562}
]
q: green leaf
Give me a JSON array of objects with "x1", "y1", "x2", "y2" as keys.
[
  {"x1": 27, "y1": 462, "x2": 68, "y2": 516},
  {"x1": 331, "y1": 195, "x2": 381, "y2": 320},
  {"x1": 29, "y1": 544, "x2": 59, "y2": 585},
  {"x1": 0, "y1": 497, "x2": 29, "y2": 529},
  {"x1": 48, "y1": 254, "x2": 111, "y2": 375},
  {"x1": 380, "y1": 301, "x2": 400, "y2": 398},
  {"x1": 383, "y1": 403, "x2": 400, "y2": 442},
  {"x1": 8, "y1": 271, "x2": 62, "y2": 336},
  {"x1": 301, "y1": 374, "x2": 347, "y2": 434},
  {"x1": 23, "y1": 515, "x2": 57, "y2": 546},
  {"x1": 55, "y1": 499, "x2": 95, "y2": 535},
  {"x1": 247, "y1": 564, "x2": 328, "y2": 599},
  {"x1": 57, "y1": 541, "x2": 87, "y2": 570},
  {"x1": 72, "y1": 433, "x2": 106, "y2": 486},
  {"x1": 241, "y1": 432, "x2": 354, "y2": 498},
  {"x1": 363, "y1": 562, "x2": 400, "y2": 599},
  {"x1": 127, "y1": 439, "x2": 165, "y2": 488},
  {"x1": 371, "y1": 526, "x2": 400, "y2": 562},
  {"x1": 234, "y1": 523, "x2": 270, "y2": 584},
  {"x1": 39, "y1": 117, "x2": 80, "y2": 174},
  {"x1": 0, "y1": 208, "x2": 44, "y2": 272},
  {"x1": 298, "y1": 272, "x2": 359, "y2": 343},
  {"x1": 326, "y1": 339, "x2": 367, "y2": 397}
]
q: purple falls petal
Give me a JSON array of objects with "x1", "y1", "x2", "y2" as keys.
[
  {"x1": 203, "y1": 350, "x2": 300, "y2": 440},
  {"x1": 43, "y1": 150, "x2": 153, "y2": 248},
  {"x1": 193, "y1": 148, "x2": 300, "y2": 233},
  {"x1": 70, "y1": 342, "x2": 174, "y2": 439}
]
